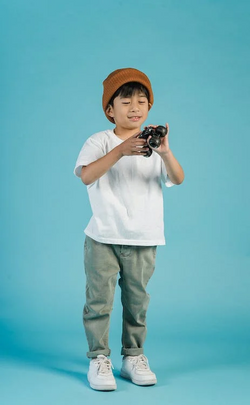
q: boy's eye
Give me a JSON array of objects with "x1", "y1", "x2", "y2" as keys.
[{"x1": 122, "y1": 102, "x2": 130, "y2": 105}]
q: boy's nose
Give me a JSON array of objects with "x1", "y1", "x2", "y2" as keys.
[{"x1": 130, "y1": 103, "x2": 140, "y2": 111}]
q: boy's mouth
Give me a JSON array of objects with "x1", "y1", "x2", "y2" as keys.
[{"x1": 128, "y1": 116, "x2": 141, "y2": 121}]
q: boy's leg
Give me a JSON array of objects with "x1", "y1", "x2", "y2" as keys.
[
  {"x1": 83, "y1": 236, "x2": 120, "y2": 359},
  {"x1": 117, "y1": 245, "x2": 157, "y2": 356}
]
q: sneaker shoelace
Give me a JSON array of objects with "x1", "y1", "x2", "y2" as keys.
[
  {"x1": 128, "y1": 354, "x2": 150, "y2": 370},
  {"x1": 93, "y1": 355, "x2": 114, "y2": 375}
]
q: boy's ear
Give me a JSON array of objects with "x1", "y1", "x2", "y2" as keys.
[
  {"x1": 148, "y1": 102, "x2": 152, "y2": 109},
  {"x1": 106, "y1": 104, "x2": 114, "y2": 118}
]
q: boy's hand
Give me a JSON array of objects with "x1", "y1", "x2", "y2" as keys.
[
  {"x1": 147, "y1": 123, "x2": 170, "y2": 155},
  {"x1": 118, "y1": 132, "x2": 150, "y2": 157}
]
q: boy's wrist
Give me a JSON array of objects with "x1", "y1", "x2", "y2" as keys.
[
  {"x1": 159, "y1": 149, "x2": 172, "y2": 159},
  {"x1": 114, "y1": 144, "x2": 124, "y2": 159}
]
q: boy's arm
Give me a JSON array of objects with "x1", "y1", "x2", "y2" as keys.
[
  {"x1": 81, "y1": 147, "x2": 121, "y2": 185},
  {"x1": 148, "y1": 123, "x2": 184, "y2": 185},
  {"x1": 160, "y1": 150, "x2": 185, "y2": 185},
  {"x1": 81, "y1": 133, "x2": 148, "y2": 185}
]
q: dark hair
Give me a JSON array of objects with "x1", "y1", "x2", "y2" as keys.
[{"x1": 108, "y1": 82, "x2": 149, "y2": 107}]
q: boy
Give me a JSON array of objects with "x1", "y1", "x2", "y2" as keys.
[{"x1": 74, "y1": 68, "x2": 184, "y2": 391}]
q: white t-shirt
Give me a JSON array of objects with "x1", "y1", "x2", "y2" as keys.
[{"x1": 74, "y1": 129, "x2": 174, "y2": 246}]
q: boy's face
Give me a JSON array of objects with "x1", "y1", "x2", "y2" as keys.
[{"x1": 107, "y1": 91, "x2": 150, "y2": 131}]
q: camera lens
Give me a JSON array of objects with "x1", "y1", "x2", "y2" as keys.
[{"x1": 149, "y1": 137, "x2": 161, "y2": 148}]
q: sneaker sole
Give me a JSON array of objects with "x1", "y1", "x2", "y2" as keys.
[
  {"x1": 88, "y1": 381, "x2": 117, "y2": 391},
  {"x1": 120, "y1": 370, "x2": 157, "y2": 386},
  {"x1": 87, "y1": 375, "x2": 117, "y2": 391}
]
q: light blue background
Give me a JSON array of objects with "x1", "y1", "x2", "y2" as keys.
[{"x1": 1, "y1": 0, "x2": 250, "y2": 404}]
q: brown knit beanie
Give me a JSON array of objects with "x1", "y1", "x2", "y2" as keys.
[{"x1": 102, "y1": 68, "x2": 154, "y2": 123}]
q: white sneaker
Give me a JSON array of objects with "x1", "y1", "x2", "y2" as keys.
[
  {"x1": 87, "y1": 355, "x2": 117, "y2": 391},
  {"x1": 121, "y1": 354, "x2": 157, "y2": 386}
]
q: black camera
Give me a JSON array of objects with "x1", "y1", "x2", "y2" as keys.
[{"x1": 138, "y1": 125, "x2": 167, "y2": 157}]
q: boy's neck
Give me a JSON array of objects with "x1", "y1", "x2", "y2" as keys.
[{"x1": 113, "y1": 126, "x2": 141, "y2": 140}]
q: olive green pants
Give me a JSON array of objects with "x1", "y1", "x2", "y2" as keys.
[{"x1": 83, "y1": 235, "x2": 157, "y2": 358}]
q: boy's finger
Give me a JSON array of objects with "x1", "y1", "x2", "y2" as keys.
[
  {"x1": 131, "y1": 131, "x2": 141, "y2": 138},
  {"x1": 147, "y1": 135, "x2": 152, "y2": 145},
  {"x1": 135, "y1": 139, "x2": 147, "y2": 144}
]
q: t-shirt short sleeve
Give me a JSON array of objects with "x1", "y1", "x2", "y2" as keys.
[
  {"x1": 74, "y1": 137, "x2": 105, "y2": 178},
  {"x1": 161, "y1": 159, "x2": 175, "y2": 188}
]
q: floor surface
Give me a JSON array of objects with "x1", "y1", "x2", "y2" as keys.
[{"x1": 1, "y1": 335, "x2": 249, "y2": 405}]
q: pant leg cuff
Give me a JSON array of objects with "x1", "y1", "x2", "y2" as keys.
[
  {"x1": 121, "y1": 347, "x2": 144, "y2": 356},
  {"x1": 87, "y1": 349, "x2": 111, "y2": 358}
]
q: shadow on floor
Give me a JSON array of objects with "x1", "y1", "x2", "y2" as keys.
[{"x1": 1, "y1": 318, "x2": 250, "y2": 389}]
